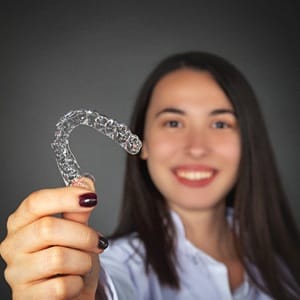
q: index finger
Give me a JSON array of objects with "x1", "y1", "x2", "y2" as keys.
[{"x1": 7, "y1": 186, "x2": 98, "y2": 233}]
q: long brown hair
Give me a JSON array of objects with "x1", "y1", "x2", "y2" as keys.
[{"x1": 110, "y1": 52, "x2": 300, "y2": 299}]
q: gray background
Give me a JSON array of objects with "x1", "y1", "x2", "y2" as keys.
[{"x1": 1, "y1": 0, "x2": 299, "y2": 297}]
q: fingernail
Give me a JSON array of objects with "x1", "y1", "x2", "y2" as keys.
[
  {"x1": 82, "y1": 172, "x2": 96, "y2": 183},
  {"x1": 98, "y1": 235, "x2": 109, "y2": 250},
  {"x1": 79, "y1": 193, "x2": 98, "y2": 207}
]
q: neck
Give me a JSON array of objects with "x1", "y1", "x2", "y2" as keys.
[{"x1": 172, "y1": 204, "x2": 236, "y2": 261}]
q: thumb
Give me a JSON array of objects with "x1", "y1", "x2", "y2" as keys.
[{"x1": 63, "y1": 175, "x2": 97, "y2": 224}]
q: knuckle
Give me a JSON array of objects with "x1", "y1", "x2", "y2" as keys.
[
  {"x1": 48, "y1": 247, "x2": 65, "y2": 274},
  {"x1": 6, "y1": 213, "x2": 16, "y2": 232},
  {"x1": 3, "y1": 267, "x2": 13, "y2": 285},
  {"x1": 36, "y1": 217, "x2": 56, "y2": 242},
  {"x1": 83, "y1": 253, "x2": 93, "y2": 273},
  {"x1": 0, "y1": 239, "x2": 8, "y2": 260},
  {"x1": 51, "y1": 277, "x2": 69, "y2": 300},
  {"x1": 23, "y1": 190, "x2": 44, "y2": 216},
  {"x1": 3, "y1": 265, "x2": 18, "y2": 288},
  {"x1": 82, "y1": 229, "x2": 96, "y2": 248},
  {"x1": 0, "y1": 238, "x2": 13, "y2": 263},
  {"x1": 51, "y1": 276, "x2": 83, "y2": 300},
  {"x1": 6, "y1": 188, "x2": 51, "y2": 233}
]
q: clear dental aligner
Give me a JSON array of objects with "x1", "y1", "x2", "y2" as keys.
[{"x1": 51, "y1": 109, "x2": 142, "y2": 186}]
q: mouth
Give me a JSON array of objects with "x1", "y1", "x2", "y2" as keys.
[
  {"x1": 176, "y1": 170, "x2": 213, "y2": 180},
  {"x1": 173, "y1": 166, "x2": 217, "y2": 187}
]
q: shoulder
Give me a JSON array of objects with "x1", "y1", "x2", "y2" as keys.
[{"x1": 99, "y1": 235, "x2": 158, "y2": 300}]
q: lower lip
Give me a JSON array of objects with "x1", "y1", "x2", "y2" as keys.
[{"x1": 174, "y1": 173, "x2": 217, "y2": 188}]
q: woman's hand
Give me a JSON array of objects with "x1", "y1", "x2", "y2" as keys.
[{"x1": 0, "y1": 177, "x2": 107, "y2": 300}]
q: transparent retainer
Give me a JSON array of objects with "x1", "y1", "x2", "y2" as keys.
[{"x1": 51, "y1": 109, "x2": 142, "y2": 186}]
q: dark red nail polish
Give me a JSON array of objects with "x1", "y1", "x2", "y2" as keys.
[
  {"x1": 79, "y1": 193, "x2": 98, "y2": 207},
  {"x1": 98, "y1": 235, "x2": 109, "y2": 250}
]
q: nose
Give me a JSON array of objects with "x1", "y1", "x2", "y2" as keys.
[{"x1": 184, "y1": 127, "x2": 210, "y2": 158}]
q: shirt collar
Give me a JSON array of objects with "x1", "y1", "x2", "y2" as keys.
[{"x1": 170, "y1": 209, "x2": 252, "y2": 296}]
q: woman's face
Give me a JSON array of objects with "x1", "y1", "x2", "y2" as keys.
[{"x1": 141, "y1": 69, "x2": 241, "y2": 213}]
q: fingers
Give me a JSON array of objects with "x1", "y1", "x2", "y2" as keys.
[
  {"x1": 5, "y1": 246, "x2": 93, "y2": 285},
  {"x1": 12, "y1": 275, "x2": 85, "y2": 300},
  {"x1": 7, "y1": 181, "x2": 97, "y2": 233},
  {"x1": 0, "y1": 177, "x2": 104, "y2": 299},
  {"x1": 1, "y1": 217, "x2": 105, "y2": 264}
]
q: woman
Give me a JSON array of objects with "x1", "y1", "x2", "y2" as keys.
[
  {"x1": 100, "y1": 52, "x2": 299, "y2": 299},
  {"x1": 1, "y1": 52, "x2": 299, "y2": 300}
]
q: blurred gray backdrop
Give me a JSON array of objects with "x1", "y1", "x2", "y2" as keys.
[{"x1": 1, "y1": 0, "x2": 299, "y2": 297}]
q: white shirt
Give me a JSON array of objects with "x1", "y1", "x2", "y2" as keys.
[{"x1": 99, "y1": 211, "x2": 272, "y2": 300}]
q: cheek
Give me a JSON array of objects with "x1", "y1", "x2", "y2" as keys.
[
  {"x1": 211, "y1": 132, "x2": 240, "y2": 160},
  {"x1": 144, "y1": 134, "x2": 179, "y2": 161},
  {"x1": 219, "y1": 136, "x2": 241, "y2": 166}
]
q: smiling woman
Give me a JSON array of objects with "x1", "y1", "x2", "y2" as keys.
[
  {"x1": 103, "y1": 52, "x2": 300, "y2": 300},
  {"x1": 1, "y1": 52, "x2": 299, "y2": 300}
]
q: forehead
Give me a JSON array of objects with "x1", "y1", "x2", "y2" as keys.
[{"x1": 149, "y1": 68, "x2": 232, "y2": 111}]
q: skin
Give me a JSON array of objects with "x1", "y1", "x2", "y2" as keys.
[
  {"x1": 141, "y1": 69, "x2": 244, "y2": 290},
  {"x1": 0, "y1": 177, "x2": 103, "y2": 300}
]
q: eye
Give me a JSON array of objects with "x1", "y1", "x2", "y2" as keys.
[
  {"x1": 164, "y1": 120, "x2": 182, "y2": 128},
  {"x1": 212, "y1": 121, "x2": 230, "y2": 129}
]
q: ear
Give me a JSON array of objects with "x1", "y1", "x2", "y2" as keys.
[{"x1": 140, "y1": 142, "x2": 148, "y2": 160}]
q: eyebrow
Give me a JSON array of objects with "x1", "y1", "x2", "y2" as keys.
[
  {"x1": 155, "y1": 107, "x2": 236, "y2": 118},
  {"x1": 209, "y1": 108, "x2": 236, "y2": 117},
  {"x1": 155, "y1": 107, "x2": 185, "y2": 118}
]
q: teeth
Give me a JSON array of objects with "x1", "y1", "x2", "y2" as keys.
[{"x1": 176, "y1": 170, "x2": 213, "y2": 180}]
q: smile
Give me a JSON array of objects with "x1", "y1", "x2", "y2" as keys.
[
  {"x1": 176, "y1": 170, "x2": 213, "y2": 180},
  {"x1": 173, "y1": 166, "x2": 217, "y2": 187}
]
